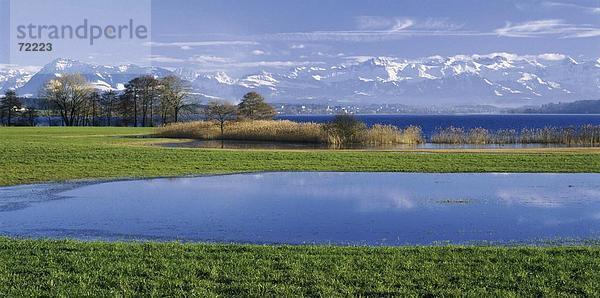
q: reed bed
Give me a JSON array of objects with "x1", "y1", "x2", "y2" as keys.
[
  {"x1": 431, "y1": 125, "x2": 600, "y2": 146},
  {"x1": 156, "y1": 120, "x2": 324, "y2": 143},
  {"x1": 364, "y1": 125, "x2": 423, "y2": 145},
  {"x1": 156, "y1": 120, "x2": 423, "y2": 145},
  {"x1": 158, "y1": 121, "x2": 599, "y2": 146}
]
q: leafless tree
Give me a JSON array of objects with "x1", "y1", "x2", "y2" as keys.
[
  {"x1": 159, "y1": 75, "x2": 190, "y2": 124},
  {"x1": 42, "y1": 74, "x2": 93, "y2": 126},
  {"x1": 205, "y1": 101, "x2": 237, "y2": 139}
]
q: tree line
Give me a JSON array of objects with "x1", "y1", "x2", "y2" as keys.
[
  {"x1": 39, "y1": 73, "x2": 192, "y2": 127},
  {"x1": 0, "y1": 73, "x2": 276, "y2": 127},
  {"x1": 0, "y1": 90, "x2": 37, "y2": 126}
]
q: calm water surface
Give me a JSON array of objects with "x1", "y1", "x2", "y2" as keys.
[
  {"x1": 1, "y1": 172, "x2": 599, "y2": 245},
  {"x1": 162, "y1": 139, "x2": 569, "y2": 150},
  {"x1": 279, "y1": 114, "x2": 600, "y2": 138}
]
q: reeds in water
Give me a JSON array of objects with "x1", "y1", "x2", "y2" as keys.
[
  {"x1": 156, "y1": 120, "x2": 424, "y2": 145},
  {"x1": 431, "y1": 125, "x2": 600, "y2": 145},
  {"x1": 156, "y1": 120, "x2": 324, "y2": 143}
]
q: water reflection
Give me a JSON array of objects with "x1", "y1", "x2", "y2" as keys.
[
  {"x1": 160, "y1": 140, "x2": 569, "y2": 150},
  {"x1": 0, "y1": 173, "x2": 599, "y2": 245}
]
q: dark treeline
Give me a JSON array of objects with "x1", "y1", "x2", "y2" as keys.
[
  {"x1": 44, "y1": 73, "x2": 195, "y2": 127},
  {"x1": 0, "y1": 90, "x2": 37, "y2": 126},
  {"x1": 1, "y1": 74, "x2": 279, "y2": 127},
  {"x1": 1, "y1": 73, "x2": 198, "y2": 127},
  {"x1": 512, "y1": 100, "x2": 600, "y2": 114}
]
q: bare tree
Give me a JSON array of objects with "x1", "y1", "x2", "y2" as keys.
[
  {"x1": 124, "y1": 76, "x2": 160, "y2": 127},
  {"x1": 42, "y1": 74, "x2": 93, "y2": 126},
  {"x1": 159, "y1": 75, "x2": 190, "y2": 124},
  {"x1": 205, "y1": 101, "x2": 237, "y2": 139},
  {"x1": 100, "y1": 90, "x2": 118, "y2": 126},
  {"x1": 88, "y1": 91, "x2": 101, "y2": 126}
]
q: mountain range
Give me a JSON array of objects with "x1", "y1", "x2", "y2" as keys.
[{"x1": 1, "y1": 53, "x2": 599, "y2": 107}]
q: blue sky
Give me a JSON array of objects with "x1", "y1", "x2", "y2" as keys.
[{"x1": 1, "y1": 0, "x2": 599, "y2": 74}]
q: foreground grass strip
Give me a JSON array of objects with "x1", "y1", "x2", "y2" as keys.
[
  {"x1": 0, "y1": 238, "x2": 599, "y2": 296},
  {"x1": 1, "y1": 127, "x2": 599, "y2": 186}
]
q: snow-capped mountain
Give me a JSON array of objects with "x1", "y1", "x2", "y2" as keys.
[
  {"x1": 0, "y1": 66, "x2": 36, "y2": 93},
  {"x1": 186, "y1": 53, "x2": 599, "y2": 106},
  {"x1": 4, "y1": 53, "x2": 600, "y2": 106},
  {"x1": 17, "y1": 58, "x2": 172, "y2": 96}
]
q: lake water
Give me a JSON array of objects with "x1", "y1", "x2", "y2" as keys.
[
  {"x1": 279, "y1": 114, "x2": 600, "y2": 138},
  {"x1": 162, "y1": 139, "x2": 568, "y2": 150},
  {"x1": 2, "y1": 172, "x2": 599, "y2": 245},
  {"x1": 162, "y1": 114, "x2": 600, "y2": 150}
]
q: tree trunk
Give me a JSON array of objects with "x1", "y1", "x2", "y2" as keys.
[
  {"x1": 220, "y1": 121, "x2": 225, "y2": 139},
  {"x1": 133, "y1": 91, "x2": 138, "y2": 127}
]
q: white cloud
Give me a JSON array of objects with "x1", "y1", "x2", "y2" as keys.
[
  {"x1": 537, "y1": 53, "x2": 566, "y2": 60},
  {"x1": 227, "y1": 60, "x2": 324, "y2": 68},
  {"x1": 542, "y1": 1, "x2": 600, "y2": 14},
  {"x1": 344, "y1": 56, "x2": 376, "y2": 63},
  {"x1": 389, "y1": 19, "x2": 414, "y2": 32},
  {"x1": 495, "y1": 19, "x2": 600, "y2": 38},
  {"x1": 145, "y1": 55, "x2": 184, "y2": 63},
  {"x1": 189, "y1": 55, "x2": 233, "y2": 63},
  {"x1": 265, "y1": 30, "x2": 481, "y2": 42},
  {"x1": 256, "y1": 16, "x2": 473, "y2": 42},
  {"x1": 252, "y1": 50, "x2": 266, "y2": 55},
  {"x1": 0, "y1": 64, "x2": 41, "y2": 72},
  {"x1": 290, "y1": 44, "x2": 306, "y2": 49},
  {"x1": 145, "y1": 41, "x2": 259, "y2": 48},
  {"x1": 356, "y1": 16, "x2": 463, "y2": 32}
]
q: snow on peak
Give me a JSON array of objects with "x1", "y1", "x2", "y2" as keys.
[
  {"x1": 212, "y1": 71, "x2": 236, "y2": 85},
  {"x1": 537, "y1": 53, "x2": 566, "y2": 61}
]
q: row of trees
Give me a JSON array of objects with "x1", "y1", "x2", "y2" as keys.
[
  {"x1": 41, "y1": 73, "x2": 191, "y2": 127},
  {"x1": 1, "y1": 73, "x2": 276, "y2": 128},
  {"x1": 0, "y1": 90, "x2": 37, "y2": 126}
]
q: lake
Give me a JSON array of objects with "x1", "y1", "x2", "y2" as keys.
[
  {"x1": 2, "y1": 172, "x2": 599, "y2": 245},
  {"x1": 278, "y1": 114, "x2": 600, "y2": 138}
]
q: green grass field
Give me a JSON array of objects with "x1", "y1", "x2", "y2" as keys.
[
  {"x1": 1, "y1": 238, "x2": 600, "y2": 296},
  {"x1": 1, "y1": 127, "x2": 600, "y2": 295},
  {"x1": 1, "y1": 127, "x2": 598, "y2": 186}
]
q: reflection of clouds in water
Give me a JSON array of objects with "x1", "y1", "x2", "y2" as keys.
[
  {"x1": 578, "y1": 189, "x2": 600, "y2": 197},
  {"x1": 290, "y1": 184, "x2": 419, "y2": 211},
  {"x1": 497, "y1": 189, "x2": 563, "y2": 208},
  {"x1": 62, "y1": 173, "x2": 600, "y2": 213},
  {"x1": 359, "y1": 193, "x2": 415, "y2": 211},
  {"x1": 497, "y1": 187, "x2": 600, "y2": 208}
]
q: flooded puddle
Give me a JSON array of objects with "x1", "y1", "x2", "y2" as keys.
[
  {"x1": 1, "y1": 172, "x2": 599, "y2": 245},
  {"x1": 159, "y1": 140, "x2": 570, "y2": 150}
]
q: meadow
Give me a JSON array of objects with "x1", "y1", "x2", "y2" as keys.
[
  {"x1": 1, "y1": 238, "x2": 600, "y2": 296},
  {"x1": 1, "y1": 127, "x2": 599, "y2": 186},
  {"x1": 1, "y1": 127, "x2": 600, "y2": 295}
]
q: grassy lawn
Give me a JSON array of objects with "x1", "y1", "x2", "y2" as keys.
[
  {"x1": 1, "y1": 127, "x2": 600, "y2": 295},
  {"x1": 0, "y1": 127, "x2": 599, "y2": 186},
  {"x1": 1, "y1": 238, "x2": 599, "y2": 296}
]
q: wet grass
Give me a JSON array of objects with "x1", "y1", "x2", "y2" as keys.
[
  {"x1": 1, "y1": 127, "x2": 600, "y2": 295},
  {"x1": 1, "y1": 127, "x2": 599, "y2": 186},
  {"x1": 1, "y1": 238, "x2": 599, "y2": 296}
]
